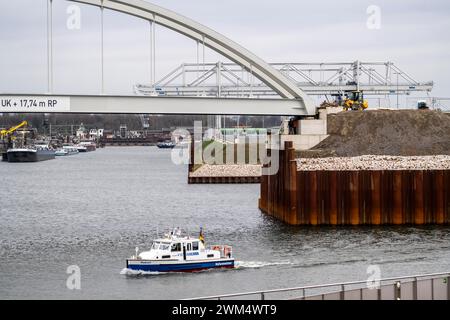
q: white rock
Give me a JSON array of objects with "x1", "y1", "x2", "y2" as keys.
[
  {"x1": 296, "y1": 155, "x2": 450, "y2": 171},
  {"x1": 190, "y1": 164, "x2": 262, "y2": 177}
]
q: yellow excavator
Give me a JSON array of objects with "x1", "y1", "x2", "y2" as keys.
[
  {"x1": 0, "y1": 121, "x2": 28, "y2": 139},
  {"x1": 343, "y1": 90, "x2": 369, "y2": 111}
]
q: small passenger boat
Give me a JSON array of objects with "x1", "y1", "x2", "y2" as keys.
[
  {"x1": 156, "y1": 141, "x2": 176, "y2": 149},
  {"x1": 126, "y1": 228, "x2": 234, "y2": 272},
  {"x1": 55, "y1": 146, "x2": 79, "y2": 156},
  {"x1": 79, "y1": 141, "x2": 96, "y2": 152},
  {"x1": 75, "y1": 141, "x2": 96, "y2": 152}
]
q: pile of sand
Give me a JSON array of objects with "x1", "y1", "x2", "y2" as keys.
[{"x1": 306, "y1": 110, "x2": 450, "y2": 157}]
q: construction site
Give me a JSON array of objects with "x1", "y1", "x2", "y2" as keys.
[
  {"x1": 173, "y1": 59, "x2": 450, "y2": 225},
  {"x1": 259, "y1": 109, "x2": 450, "y2": 226},
  {"x1": 163, "y1": 57, "x2": 450, "y2": 227}
]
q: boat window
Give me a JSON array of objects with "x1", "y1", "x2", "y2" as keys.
[
  {"x1": 160, "y1": 244, "x2": 170, "y2": 251},
  {"x1": 192, "y1": 242, "x2": 199, "y2": 251},
  {"x1": 171, "y1": 243, "x2": 181, "y2": 252},
  {"x1": 187, "y1": 243, "x2": 192, "y2": 251},
  {"x1": 151, "y1": 242, "x2": 160, "y2": 250}
]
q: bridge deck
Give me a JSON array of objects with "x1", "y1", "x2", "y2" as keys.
[{"x1": 0, "y1": 94, "x2": 308, "y2": 116}]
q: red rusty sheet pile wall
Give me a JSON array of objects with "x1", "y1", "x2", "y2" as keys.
[{"x1": 259, "y1": 142, "x2": 450, "y2": 225}]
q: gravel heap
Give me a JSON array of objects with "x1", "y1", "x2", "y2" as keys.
[
  {"x1": 297, "y1": 155, "x2": 450, "y2": 171},
  {"x1": 308, "y1": 110, "x2": 450, "y2": 157},
  {"x1": 190, "y1": 164, "x2": 262, "y2": 177}
]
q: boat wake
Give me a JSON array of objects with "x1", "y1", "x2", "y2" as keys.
[
  {"x1": 120, "y1": 260, "x2": 292, "y2": 276},
  {"x1": 120, "y1": 267, "x2": 232, "y2": 276},
  {"x1": 120, "y1": 268, "x2": 166, "y2": 276},
  {"x1": 235, "y1": 260, "x2": 292, "y2": 269}
]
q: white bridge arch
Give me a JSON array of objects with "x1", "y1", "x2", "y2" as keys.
[{"x1": 1, "y1": 0, "x2": 315, "y2": 115}]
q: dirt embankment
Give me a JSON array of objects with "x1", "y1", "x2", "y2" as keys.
[{"x1": 301, "y1": 110, "x2": 450, "y2": 158}]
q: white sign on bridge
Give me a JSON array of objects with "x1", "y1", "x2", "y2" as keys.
[
  {"x1": 0, "y1": 96, "x2": 71, "y2": 112},
  {"x1": 0, "y1": 94, "x2": 307, "y2": 115}
]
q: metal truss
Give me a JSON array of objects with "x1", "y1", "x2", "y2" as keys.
[{"x1": 135, "y1": 61, "x2": 434, "y2": 98}]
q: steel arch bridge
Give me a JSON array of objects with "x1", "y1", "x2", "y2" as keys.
[{"x1": 0, "y1": 0, "x2": 315, "y2": 116}]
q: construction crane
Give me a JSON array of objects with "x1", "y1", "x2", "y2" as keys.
[
  {"x1": 1, "y1": 120, "x2": 28, "y2": 154},
  {"x1": 0, "y1": 121, "x2": 28, "y2": 139}
]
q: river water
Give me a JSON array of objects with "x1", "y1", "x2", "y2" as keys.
[{"x1": 0, "y1": 147, "x2": 449, "y2": 299}]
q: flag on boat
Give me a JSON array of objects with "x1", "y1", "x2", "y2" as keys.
[{"x1": 199, "y1": 227, "x2": 205, "y2": 244}]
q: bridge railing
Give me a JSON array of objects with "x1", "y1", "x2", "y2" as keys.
[{"x1": 185, "y1": 271, "x2": 450, "y2": 300}]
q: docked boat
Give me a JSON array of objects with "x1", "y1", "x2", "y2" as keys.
[
  {"x1": 75, "y1": 144, "x2": 88, "y2": 152},
  {"x1": 157, "y1": 141, "x2": 176, "y2": 149},
  {"x1": 55, "y1": 146, "x2": 79, "y2": 156},
  {"x1": 7, "y1": 144, "x2": 55, "y2": 162},
  {"x1": 79, "y1": 141, "x2": 96, "y2": 152},
  {"x1": 55, "y1": 149, "x2": 67, "y2": 156},
  {"x1": 75, "y1": 141, "x2": 96, "y2": 152},
  {"x1": 1, "y1": 145, "x2": 7, "y2": 161},
  {"x1": 126, "y1": 228, "x2": 234, "y2": 273}
]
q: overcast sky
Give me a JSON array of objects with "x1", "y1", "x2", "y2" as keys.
[{"x1": 1, "y1": 0, "x2": 449, "y2": 101}]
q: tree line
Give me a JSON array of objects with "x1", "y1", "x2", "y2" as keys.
[{"x1": 0, "y1": 114, "x2": 282, "y2": 132}]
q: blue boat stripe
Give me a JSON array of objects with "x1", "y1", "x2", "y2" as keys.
[{"x1": 127, "y1": 260, "x2": 234, "y2": 272}]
